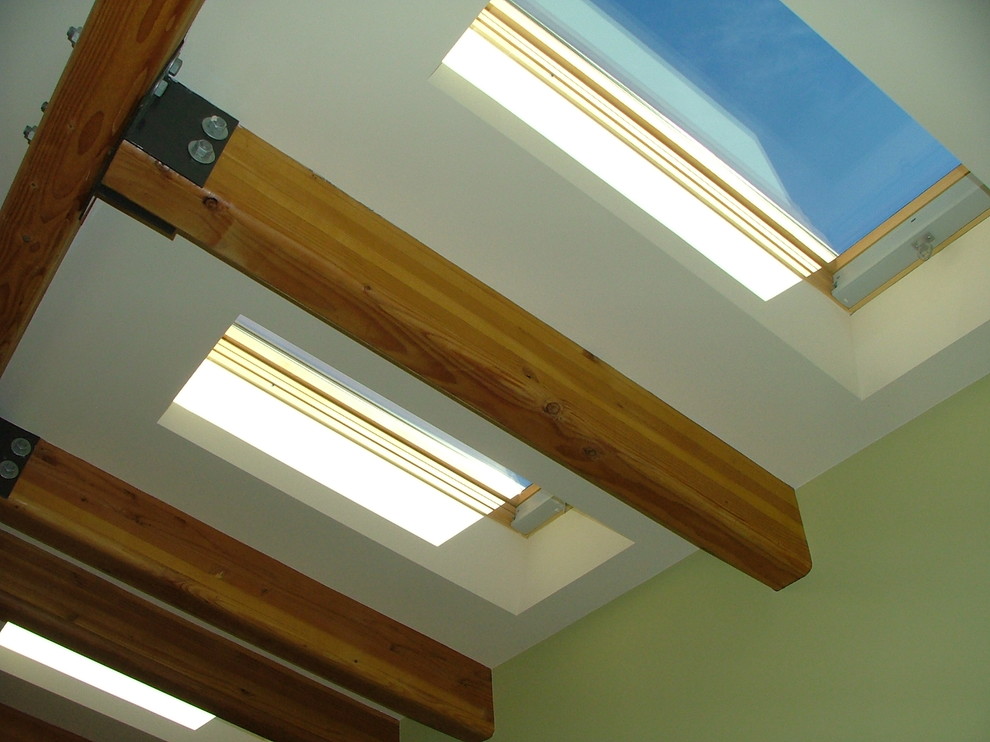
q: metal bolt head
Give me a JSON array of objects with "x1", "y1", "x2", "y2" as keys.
[
  {"x1": 41, "y1": 101, "x2": 49, "y2": 113},
  {"x1": 188, "y1": 138, "x2": 216, "y2": 164},
  {"x1": 152, "y1": 79, "x2": 169, "y2": 98},
  {"x1": 23, "y1": 125, "x2": 37, "y2": 142},
  {"x1": 67, "y1": 26, "x2": 82, "y2": 47},
  {"x1": 0, "y1": 460, "x2": 19, "y2": 480},
  {"x1": 167, "y1": 57, "x2": 183, "y2": 78},
  {"x1": 202, "y1": 115, "x2": 229, "y2": 140},
  {"x1": 10, "y1": 437, "x2": 32, "y2": 458}
]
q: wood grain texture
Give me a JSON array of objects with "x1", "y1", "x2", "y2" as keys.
[
  {"x1": 102, "y1": 131, "x2": 812, "y2": 589},
  {"x1": 0, "y1": 529, "x2": 398, "y2": 742},
  {"x1": 0, "y1": 702, "x2": 96, "y2": 742},
  {"x1": 1, "y1": 439, "x2": 495, "y2": 742},
  {"x1": 0, "y1": 0, "x2": 204, "y2": 376}
]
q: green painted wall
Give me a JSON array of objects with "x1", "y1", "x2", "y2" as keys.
[{"x1": 403, "y1": 371, "x2": 990, "y2": 741}]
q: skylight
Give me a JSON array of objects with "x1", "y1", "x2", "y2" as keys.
[
  {"x1": 441, "y1": 0, "x2": 989, "y2": 306},
  {"x1": 172, "y1": 321, "x2": 536, "y2": 545},
  {"x1": 0, "y1": 622, "x2": 214, "y2": 730},
  {"x1": 513, "y1": 0, "x2": 960, "y2": 253}
]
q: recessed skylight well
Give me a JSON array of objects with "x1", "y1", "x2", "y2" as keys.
[
  {"x1": 438, "y1": 0, "x2": 988, "y2": 307},
  {"x1": 0, "y1": 622, "x2": 214, "y2": 731},
  {"x1": 160, "y1": 317, "x2": 635, "y2": 614}
]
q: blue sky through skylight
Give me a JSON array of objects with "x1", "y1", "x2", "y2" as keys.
[{"x1": 513, "y1": 0, "x2": 959, "y2": 253}]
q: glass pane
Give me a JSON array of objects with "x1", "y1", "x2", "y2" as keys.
[
  {"x1": 237, "y1": 319, "x2": 532, "y2": 495},
  {"x1": 513, "y1": 0, "x2": 959, "y2": 253}
]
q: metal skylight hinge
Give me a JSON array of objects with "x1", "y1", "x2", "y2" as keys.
[{"x1": 0, "y1": 418, "x2": 39, "y2": 498}]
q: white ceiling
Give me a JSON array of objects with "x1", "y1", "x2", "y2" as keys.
[{"x1": 1, "y1": 0, "x2": 988, "y2": 730}]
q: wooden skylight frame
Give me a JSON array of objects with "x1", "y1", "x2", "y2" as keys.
[{"x1": 205, "y1": 323, "x2": 539, "y2": 531}]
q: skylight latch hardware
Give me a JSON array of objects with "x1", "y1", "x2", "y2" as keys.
[
  {"x1": 831, "y1": 174, "x2": 990, "y2": 308},
  {"x1": 511, "y1": 490, "x2": 567, "y2": 535},
  {"x1": 912, "y1": 232, "x2": 935, "y2": 261},
  {"x1": 0, "y1": 418, "x2": 39, "y2": 499}
]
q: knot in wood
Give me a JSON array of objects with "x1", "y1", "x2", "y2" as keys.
[
  {"x1": 543, "y1": 401, "x2": 562, "y2": 417},
  {"x1": 583, "y1": 446, "x2": 600, "y2": 460},
  {"x1": 202, "y1": 196, "x2": 220, "y2": 211}
]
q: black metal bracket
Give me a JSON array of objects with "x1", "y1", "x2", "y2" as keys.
[
  {"x1": 0, "y1": 418, "x2": 40, "y2": 499},
  {"x1": 123, "y1": 80, "x2": 239, "y2": 188},
  {"x1": 101, "y1": 64, "x2": 240, "y2": 236},
  {"x1": 95, "y1": 183, "x2": 180, "y2": 239}
]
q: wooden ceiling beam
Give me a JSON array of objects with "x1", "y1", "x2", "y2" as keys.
[
  {"x1": 0, "y1": 0, "x2": 204, "y2": 376},
  {"x1": 0, "y1": 437, "x2": 495, "y2": 742},
  {"x1": 1, "y1": 702, "x2": 96, "y2": 742},
  {"x1": 101, "y1": 130, "x2": 812, "y2": 589},
  {"x1": 0, "y1": 3, "x2": 495, "y2": 736},
  {"x1": 0, "y1": 529, "x2": 398, "y2": 742}
]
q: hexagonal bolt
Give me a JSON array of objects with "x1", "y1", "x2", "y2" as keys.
[
  {"x1": 0, "y1": 460, "x2": 19, "y2": 480},
  {"x1": 10, "y1": 437, "x2": 33, "y2": 458},
  {"x1": 41, "y1": 101, "x2": 49, "y2": 113},
  {"x1": 67, "y1": 26, "x2": 82, "y2": 47},
  {"x1": 202, "y1": 115, "x2": 229, "y2": 141},
  {"x1": 167, "y1": 57, "x2": 183, "y2": 78},
  {"x1": 188, "y1": 138, "x2": 216, "y2": 164},
  {"x1": 152, "y1": 79, "x2": 169, "y2": 98},
  {"x1": 23, "y1": 125, "x2": 37, "y2": 143}
]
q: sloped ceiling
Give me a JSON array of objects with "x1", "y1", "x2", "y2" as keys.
[{"x1": 1, "y1": 0, "x2": 988, "y2": 685}]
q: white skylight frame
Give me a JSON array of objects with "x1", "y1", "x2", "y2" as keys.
[
  {"x1": 171, "y1": 322, "x2": 535, "y2": 546},
  {"x1": 0, "y1": 622, "x2": 214, "y2": 731},
  {"x1": 441, "y1": 0, "x2": 836, "y2": 301}
]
